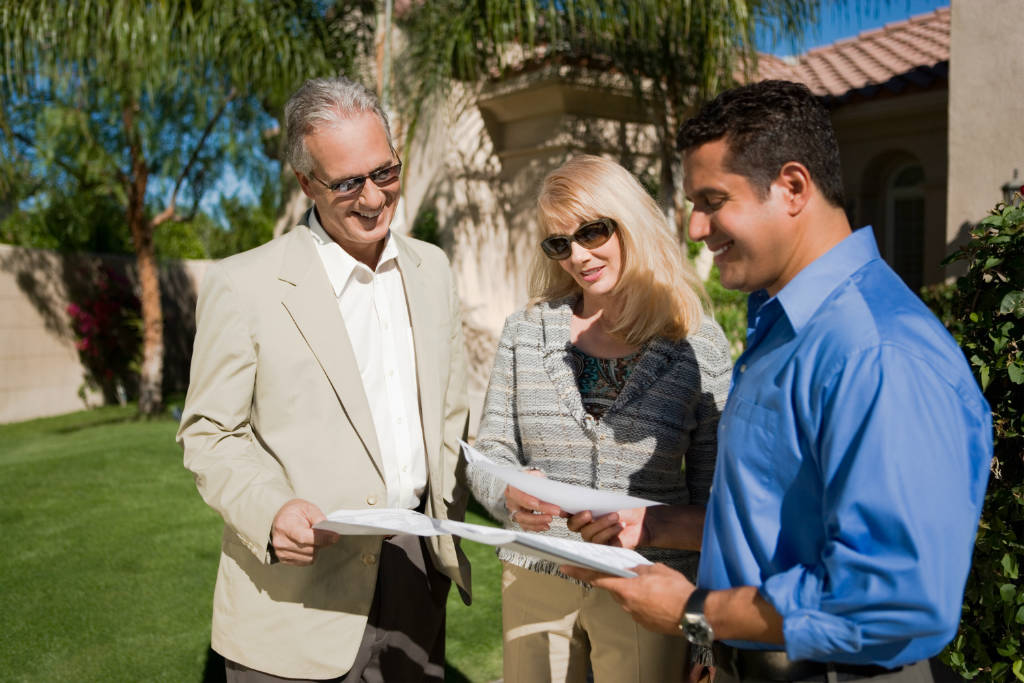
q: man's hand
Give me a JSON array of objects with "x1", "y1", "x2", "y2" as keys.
[
  {"x1": 560, "y1": 562, "x2": 695, "y2": 635},
  {"x1": 505, "y1": 472, "x2": 562, "y2": 532},
  {"x1": 567, "y1": 507, "x2": 649, "y2": 549},
  {"x1": 270, "y1": 498, "x2": 339, "y2": 566}
]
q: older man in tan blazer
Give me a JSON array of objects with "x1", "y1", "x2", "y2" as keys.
[{"x1": 177, "y1": 77, "x2": 471, "y2": 682}]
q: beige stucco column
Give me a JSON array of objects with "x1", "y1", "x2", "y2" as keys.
[{"x1": 947, "y1": 0, "x2": 1024, "y2": 268}]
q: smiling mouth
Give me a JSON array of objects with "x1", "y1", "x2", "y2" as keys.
[
  {"x1": 710, "y1": 241, "x2": 733, "y2": 257},
  {"x1": 354, "y1": 209, "x2": 382, "y2": 220},
  {"x1": 580, "y1": 266, "x2": 604, "y2": 282}
]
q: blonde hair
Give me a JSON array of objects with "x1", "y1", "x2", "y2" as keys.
[{"x1": 530, "y1": 155, "x2": 708, "y2": 345}]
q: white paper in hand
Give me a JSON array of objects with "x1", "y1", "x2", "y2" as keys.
[
  {"x1": 315, "y1": 508, "x2": 651, "y2": 577},
  {"x1": 460, "y1": 440, "x2": 663, "y2": 517},
  {"x1": 316, "y1": 508, "x2": 442, "y2": 536}
]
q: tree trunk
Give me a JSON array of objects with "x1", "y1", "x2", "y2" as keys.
[
  {"x1": 273, "y1": 182, "x2": 310, "y2": 239},
  {"x1": 132, "y1": 223, "x2": 164, "y2": 416},
  {"x1": 123, "y1": 102, "x2": 164, "y2": 416}
]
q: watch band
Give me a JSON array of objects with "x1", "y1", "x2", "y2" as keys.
[
  {"x1": 685, "y1": 588, "x2": 710, "y2": 616},
  {"x1": 679, "y1": 588, "x2": 714, "y2": 646}
]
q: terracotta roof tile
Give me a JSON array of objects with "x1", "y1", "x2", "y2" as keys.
[{"x1": 757, "y1": 6, "x2": 949, "y2": 103}]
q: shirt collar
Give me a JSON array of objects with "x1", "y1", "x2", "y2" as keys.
[
  {"x1": 308, "y1": 209, "x2": 398, "y2": 297},
  {"x1": 766, "y1": 226, "x2": 881, "y2": 334}
]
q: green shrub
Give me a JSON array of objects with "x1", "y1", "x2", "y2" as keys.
[
  {"x1": 706, "y1": 265, "x2": 747, "y2": 359},
  {"x1": 938, "y1": 193, "x2": 1024, "y2": 680}
]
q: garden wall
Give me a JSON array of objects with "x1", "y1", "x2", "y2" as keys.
[{"x1": 0, "y1": 244, "x2": 211, "y2": 424}]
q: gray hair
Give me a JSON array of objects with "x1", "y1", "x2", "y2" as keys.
[{"x1": 284, "y1": 76, "x2": 393, "y2": 175}]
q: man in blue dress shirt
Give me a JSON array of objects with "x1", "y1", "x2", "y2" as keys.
[{"x1": 563, "y1": 80, "x2": 992, "y2": 682}]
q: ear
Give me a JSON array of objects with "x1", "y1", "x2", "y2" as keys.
[
  {"x1": 774, "y1": 161, "x2": 813, "y2": 216},
  {"x1": 295, "y1": 171, "x2": 316, "y2": 200}
]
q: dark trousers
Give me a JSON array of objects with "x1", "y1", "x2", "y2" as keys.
[
  {"x1": 714, "y1": 658, "x2": 935, "y2": 683},
  {"x1": 711, "y1": 643, "x2": 937, "y2": 683},
  {"x1": 226, "y1": 534, "x2": 451, "y2": 682}
]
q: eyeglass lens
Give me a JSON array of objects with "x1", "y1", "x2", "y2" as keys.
[
  {"x1": 329, "y1": 162, "x2": 402, "y2": 194},
  {"x1": 541, "y1": 219, "x2": 616, "y2": 260}
]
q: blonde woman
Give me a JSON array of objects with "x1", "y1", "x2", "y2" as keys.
[{"x1": 467, "y1": 155, "x2": 733, "y2": 682}]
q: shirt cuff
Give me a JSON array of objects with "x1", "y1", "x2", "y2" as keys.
[{"x1": 761, "y1": 565, "x2": 863, "y2": 661}]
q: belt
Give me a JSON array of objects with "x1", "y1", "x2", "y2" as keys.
[{"x1": 712, "y1": 643, "x2": 902, "y2": 681}]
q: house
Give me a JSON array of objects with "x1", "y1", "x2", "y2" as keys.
[
  {"x1": 757, "y1": 3, "x2": 1021, "y2": 293},
  {"x1": 404, "y1": 0, "x2": 1022, "y2": 422}
]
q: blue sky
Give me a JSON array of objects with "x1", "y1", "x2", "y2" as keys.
[{"x1": 758, "y1": 0, "x2": 950, "y2": 56}]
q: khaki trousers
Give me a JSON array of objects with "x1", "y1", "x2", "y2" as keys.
[{"x1": 501, "y1": 562, "x2": 688, "y2": 683}]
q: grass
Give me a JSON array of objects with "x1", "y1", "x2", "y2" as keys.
[{"x1": 0, "y1": 405, "x2": 503, "y2": 682}]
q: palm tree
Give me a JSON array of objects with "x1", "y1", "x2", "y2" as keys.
[{"x1": 1, "y1": 0, "x2": 373, "y2": 415}]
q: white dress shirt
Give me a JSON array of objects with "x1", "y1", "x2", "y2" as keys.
[{"x1": 308, "y1": 213, "x2": 427, "y2": 509}]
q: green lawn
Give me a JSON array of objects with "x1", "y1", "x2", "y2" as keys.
[{"x1": 0, "y1": 406, "x2": 503, "y2": 682}]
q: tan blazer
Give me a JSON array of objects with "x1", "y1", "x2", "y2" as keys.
[{"x1": 177, "y1": 216, "x2": 471, "y2": 679}]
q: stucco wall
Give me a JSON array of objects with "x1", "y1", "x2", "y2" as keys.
[
  {"x1": 948, "y1": 0, "x2": 1024, "y2": 245},
  {"x1": 0, "y1": 244, "x2": 211, "y2": 424}
]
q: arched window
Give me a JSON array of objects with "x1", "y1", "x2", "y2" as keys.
[{"x1": 885, "y1": 163, "x2": 925, "y2": 292}]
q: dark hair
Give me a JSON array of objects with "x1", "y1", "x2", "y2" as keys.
[{"x1": 677, "y1": 80, "x2": 845, "y2": 208}]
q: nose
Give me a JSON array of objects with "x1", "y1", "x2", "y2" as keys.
[
  {"x1": 359, "y1": 177, "x2": 389, "y2": 209},
  {"x1": 567, "y1": 240, "x2": 591, "y2": 263},
  {"x1": 688, "y1": 209, "x2": 711, "y2": 243}
]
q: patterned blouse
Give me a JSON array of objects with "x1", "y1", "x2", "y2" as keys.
[{"x1": 568, "y1": 346, "x2": 643, "y2": 419}]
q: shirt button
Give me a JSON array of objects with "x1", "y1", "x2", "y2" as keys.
[
  {"x1": 402, "y1": 465, "x2": 408, "y2": 473},
  {"x1": 366, "y1": 495, "x2": 378, "y2": 505},
  {"x1": 599, "y1": 435, "x2": 606, "y2": 441},
  {"x1": 739, "y1": 364, "x2": 747, "y2": 373},
  {"x1": 362, "y1": 553, "x2": 377, "y2": 565},
  {"x1": 396, "y1": 416, "x2": 404, "y2": 425}
]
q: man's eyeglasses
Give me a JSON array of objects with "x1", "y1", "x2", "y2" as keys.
[
  {"x1": 309, "y1": 161, "x2": 402, "y2": 196},
  {"x1": 540, "y1": 218, "x2": 618, "y2": 260}
]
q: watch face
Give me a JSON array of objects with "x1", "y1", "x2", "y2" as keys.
[{"x1": 684, "y1": 615, "x2": 714, "y2": 647}]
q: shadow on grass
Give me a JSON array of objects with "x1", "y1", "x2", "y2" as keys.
[
  {"x1": 203, "y1": 646, "x2": 226, "y2": 683},
  {"x1": 444, "y1": 661, "x2": 474, "y2": 683},
  {"x1": 54, "y1": 414, "x2": 140, "y2": 434}
]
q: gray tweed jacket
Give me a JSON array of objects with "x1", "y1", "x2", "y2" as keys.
[{"x1": 468, "y1": 296, "x2": 733, "y2": 580}]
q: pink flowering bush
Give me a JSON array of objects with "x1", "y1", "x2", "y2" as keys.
[{"x1": 66, "y1": 264, "x2": 141, "y2": 404}]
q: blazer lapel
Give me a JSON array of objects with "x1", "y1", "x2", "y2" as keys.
[
  {"x1": 394, "y1": 235, "x2": 442, "y2": 463},
  {"x1": 278, "y1": 222, "x2": 383, "y2": 478}
]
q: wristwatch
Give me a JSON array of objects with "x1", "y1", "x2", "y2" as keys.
[{"x1": 679, "y1": 588, "x2": 714, "y2": 647}]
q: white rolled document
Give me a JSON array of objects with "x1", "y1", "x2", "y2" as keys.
[
  {"x1": 460, "y1": 440, "x2": 663, "y2": 517},
  {"x1": 314, "y1": 507, "x2": 652, "y2": 578}
]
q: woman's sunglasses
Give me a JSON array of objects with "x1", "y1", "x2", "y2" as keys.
[{"x1": 540, "y1": 218, "x2": 618, "y2": 260}]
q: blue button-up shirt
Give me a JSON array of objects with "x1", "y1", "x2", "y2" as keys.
[{"x1": 698, "y1": 227, "x2": 992, "y2": 667}]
